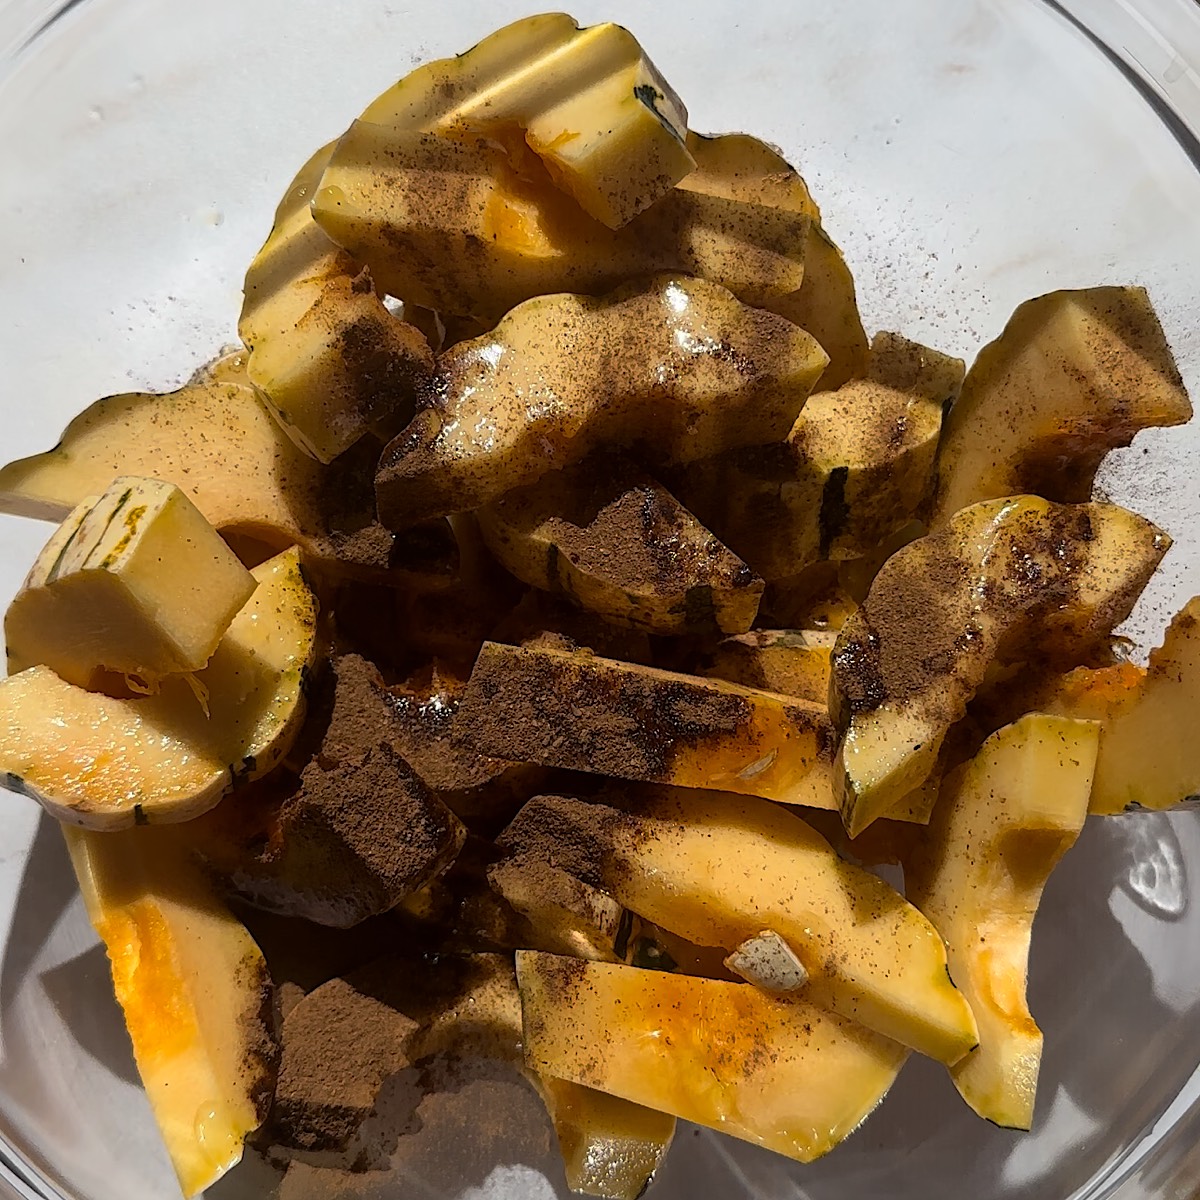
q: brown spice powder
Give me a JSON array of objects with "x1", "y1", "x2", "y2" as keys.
[
  {"x1": 454, "y1": 642, "x2": 751, "y2": 781},
  {"x1": 250, "y1": 745, "x2": 465, "y2": 928},
  {"x1": 496, "y1": 793, "x2": 628, "y2": 891},
  {"x1": 270, "y1": 963, "x2": 420, "y2": 1153},
  {"x1": 218, "y1": 654, "x2": 467, "y2": 926}
]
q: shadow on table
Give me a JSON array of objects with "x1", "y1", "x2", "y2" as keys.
[{"x1": 0, "y1": 812, "x2": 140, "y2": 1088}]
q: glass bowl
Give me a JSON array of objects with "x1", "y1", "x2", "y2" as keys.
[{"x1": 1, "y1": 1, "x2": 1199, "y2": 1197}]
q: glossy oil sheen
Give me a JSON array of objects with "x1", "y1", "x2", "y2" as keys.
[{"x1": 0, "y1": 1, "x2": 1199, "y2": 1198}]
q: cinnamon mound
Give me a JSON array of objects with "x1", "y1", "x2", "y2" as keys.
[
  {"x1": 199, "y1": 654, "x2": 466, "y2": 926},
  {"x1": 269, "y1": 953, "x2": 520, "y2": 1153}
]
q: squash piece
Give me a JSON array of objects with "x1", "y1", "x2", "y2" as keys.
[
  {"x1": 375, "y1": 275, "x2": 827, "y2": 527},
  {"x1": 672, "y1": 333, "x2": 959, "y2": 580},
  {"x1": 970, "y1": 659, "x2": 1144, "y2": 742},
  {"x1": 931, "y1": 287, "x2": 1191, "y2": 525},
  {"x1": 477, "y1": 459, "x2": 762, "y2": 635},
  {"x1": 358, "y1": 13, "x2": 694, "y2": 228},
  {"x1": 6, "y1": 477, "x2": 255, "y2": 688},
  {"x1": 192, "y1": 653, "x2": 467, "y2": 931},
  {"x1": 682, "y1": 132, "x2": 868, "y2": 388},
  {"x1": 902, "y1": 715, "x2": 1099, "y2": 1128},
  {"x1": 499, "y1": 790, "x2": 978, "y2": 1064},
  {"x1": 702, "y1": 629, "x2": 832, "y2": 705},
  {"x1": 517, "y1": 953, "x2": 908, "y2": 1162},
  {"x1": 192, "y1": 747, "x2": 466, "y2": 930},
  {"x1": 776, "y1": 226, "x2": 869, "y2": 389},
  {"x1": 538, "y1": 1077, "x2": 675, "y2": 1200},
  {"x1": 239, "y1": 143, "x2": 433, "y2": 463},
  {"x1": 831, "y1": 497, "x2": 1168, "y2": 835},
  {"x1": 1054, "y1": 598, "x2": 1200, "y2": 813},
  {"x1": 838, "y1": 520, "x2": 927, "y2": 604},
  {"x1": 315, "y1": 124, "x2": 808, "y2": 327},
  {"x1": 316, "y1": 126, "x2": 865, "y2": 353},
  {"x1": 66, "y1": 824, "x2": 277, "y2": 1197},
  {"x1": 0, "y1": 548, "x2": 317, "y2": 828},
  {"x1": 0, "y1": 372, "x2": 399, "y2": 576},
  {"x1": 488, "y1": 857, "x2": 632, "y2": 963},
  {"x1": 456, "y1": 640, "x2": 841, "y2": 810}
]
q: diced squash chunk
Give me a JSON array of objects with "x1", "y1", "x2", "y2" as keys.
[
  {"x1": 239, "y1": 143, "x2": 433, "y2": 462},
  {"x1": 1057, "y1": 598, "x2": 1200, "y2": 813},
  {"x1": 477, "y1": 459, "x2": 762, "y2": 635},
  {"x1": 457, "y1": 640, "x2": 840, "y2": 810},
  {"x1": 488, "y1": 857, "x2": 631, "y2": 962},
  {"x1": 672, "y1": 333, "x2": 959, "y2": 580},
  {"x1": 376, "y1": 274, "x2": 827, "y2": 527},
  {"x1": 314, "y1": 125, "x2": 808, "y2": 325},
  {"x1": 0, "y1": 548, "x2": 317, "y2": 828},
  {"x1": 702, "y1": 629, "x2": 831, "y2": 705},
  {"x1": 932, "y1": 287, "x2": 1191, "y2": 524},
  {"x1": 538, "y1": 1076, "x2": 675, "y2": 1200},
  {"x1": 0, "y1": 370, "x2": 388, "y2": 574},
  {"x1": 360, "y1": 13, "x2": 695, "y2": 228},
  {"x1": 682, "y1": 133, "x2": 868, "y2": 389},
  {"x1": 831, "y1": 497, "x2": 1168, "y2": 835}
]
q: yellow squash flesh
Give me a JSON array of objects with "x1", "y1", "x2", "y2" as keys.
[
  {"x1": 0, "y1": 548, "x2": 316, "y2": 828},
  {"x1": 477, "y1": 460, "x2": 762, "y2": 635},
  {"x1": 903, "y1": 714, "x2": 1099, "y2": 1128},
  {"x1": 539, "y1": 1077, "x2": 676, "y2": 1200},
  {"x1": 1055, "y1": 598, "x2": 1200, "y2": 813},
  {"x1": 517, "y1": 953, "x2": 908, "y2": 1162},
  {"x1": 501, "y1": 789, "x2": 978, "y2": 1064},
  {"x1": 0, "y1": 371, "x2": 384, "y2": 573},
  {"x1": 66, "y1": 824, "x2": 276, "y2": 1196},
  {"x1": 376, "y1": 274, "x2": 827, "y2": 527},
  {"x1": 313, "y1": 123, "x2": 809, "y2": 325},
  {"x1": 830, "y1": 497, "x2": 1168, "y2": 835},
  {"x1": 703, "y1": 629, "x2": 832, "y2": 705},
  {"x1": 932, "y1": 287, "x2": 1192, "y2": 525},
  {"x1": 673, "y1": 332, "x2": 959, "y2": 580},
  {"x1": 457, "y1": 640, "x2": 840, "y2": 810},
  {"x1": 239, "y1": 143, "x2": 433, "y2": 463},
  {"x1": 5, "y1": 477, "x2": 255, "y2": 688},
  {"x1": 358, "y1": 13, "x2": 694, "y2": 228},
  {"x1": 682, "y1": 132, "x2": 868, "y2": 389}
]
